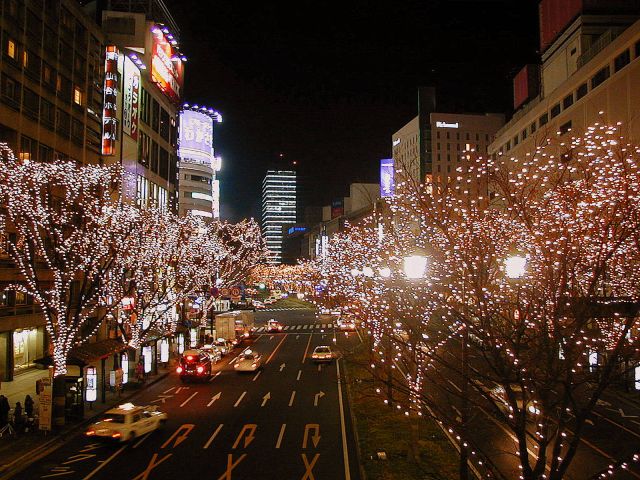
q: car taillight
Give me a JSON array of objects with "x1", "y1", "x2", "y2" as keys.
[
  {"x1": 252, "y1": 363, "x2": 257, "y2": 367},
  {"x1": 86, "y1": 430, "x2": 95, "y2": 436},
  {"x1": 112, "y1": 432, "x2": 121, "y2": 438},
  {"x1": 244, "y1": 332, "x2": 249, "y2": 337},
  {"x1": 176, "y1": 366, "x2": 183, "y2": 374},
  {"x1": 197, "y1": 365, "x2": 204, "y2": 374},
  {"x1": 186, "y1": 355, "x2": 193, "y2": 361}
]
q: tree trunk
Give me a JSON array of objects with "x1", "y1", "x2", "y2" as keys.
[
  {"x1": 407, "y1": 413, "x2": 421, "y2": 464},
  {"x1": 52, "y1": 344, "x2": 67, "y2": 429}
]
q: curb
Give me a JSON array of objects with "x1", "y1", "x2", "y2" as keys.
[
  {"x1": 341, "y1": 353, "x2": 368, "y2": 480},
  {"x1": 0, "y1": 371, "x2": 169, "y2": 480}
]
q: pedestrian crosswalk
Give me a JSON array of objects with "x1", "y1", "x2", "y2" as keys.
[{"x1": 254, "y1": 323, "x2": 333, "y2": 333}]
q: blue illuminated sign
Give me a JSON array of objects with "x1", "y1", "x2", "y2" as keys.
[
  {"x1": 380, "y1": 159, "x2": 395, "y2": 197},
  {"x1": 288, "y1": 226, "x2": 307, "y2": 235}
]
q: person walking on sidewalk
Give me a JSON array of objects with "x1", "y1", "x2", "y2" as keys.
[
  {"x1": 0, "y1": 395, "x2": 9, "y2": 427},
  {"x1": 24, "y1": 395, "x2": 34, "y2": 418},
  {"x1": 13, "y1": 402, "x2": 23, "y2": 433},
  {"x1": 135, "y1": 360, "x2": 145, "y2": 384}
]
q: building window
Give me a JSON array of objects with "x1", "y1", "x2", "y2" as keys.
[
  {"x1": 559, "y1": 121, "x2": 572, "y2": 135},
  {"x1": 539, "y1": 113, "x2": 548, "y2": 126},
  {"x1": 635, "y1": 40, "x2": 640, "y2": 59},
  {"x1": 7, "y1": 39, "x2": 16, "y2": 59},
  {"x1": 550, "y1": 103, "x2": 561, "y2": 118},
  {"x1": 513, "y1": 135, "x2": 519, "y2": 146},
  {"x1": 73, "y1": 86, "x2": 82, "y2": 105},
  {"x1": 22, "y1": 50, "x2": 28, "y2": 68},
  {"x1": 576, "y1": 83, "x2": 588, "y2": 100},
  {"x1": 614, "y1": 49, "x2": 630, "y2": 72},
  {"x1": 521, "y1": 129, "x2": 527, "y2": 141},
  {"x1": 591, "y1": 66, "x2": 610, "y2": 89},
  {"x1": 563, "y1": 93, "x2": 573, "y2": 109},
  {"x1": 530, "y1": 122, "x2": 537, "y2": 134},
  {"x1": 1, "y1": 76, "x2": 20, "y2": 105},
  {"x1": 43, "y1": 64, "x2": 51, "y2": 84},
  {"x1": 151, "y1": 141, "x2": 159, "y2": 173}
]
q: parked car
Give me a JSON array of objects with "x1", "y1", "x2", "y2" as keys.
[
  {"x1": 311, "y1": 345, "x2": 334, "y2": 363},
  {"x1": 234, "y1": 349, "x2": 263, "y2": 372},
  {"x1": 176, "y1": 349, "x2": 213, "y2": 382},
  {"x1": 85, "y1": 403, "x2": 167, "y2": 442}
]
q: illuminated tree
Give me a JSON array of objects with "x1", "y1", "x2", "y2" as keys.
[{"x1": 0, "y1": 144, "x2": 139, "y2": 377}]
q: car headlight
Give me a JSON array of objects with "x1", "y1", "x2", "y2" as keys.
[{"x1": 528, "y1": 405, "x2": 540, "y2": 415}]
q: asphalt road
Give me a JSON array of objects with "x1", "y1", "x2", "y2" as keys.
[{"x1": 13, "y1": 309, "x2": 362, "y2": 480}]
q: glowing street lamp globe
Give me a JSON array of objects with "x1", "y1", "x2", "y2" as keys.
[
  {"x1": 350, "y1": 268, "x2": 361, "y2": 278},
  {"x1": 403, "y1": 255, "x2": 428, "y2": 279},
  {"x1": 362, "y1": 266, "x2": 374, "y2": 278},
  {"x1": 379, "y1": 267, "x2": 392, "y2": 278},
  {"x1": 505, "y1": 255, "x2": 527, "y2": 279}
]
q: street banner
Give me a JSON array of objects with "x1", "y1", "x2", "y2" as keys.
[{"x1": 38, "y1": 377, "x2": 52, "y2": 431}]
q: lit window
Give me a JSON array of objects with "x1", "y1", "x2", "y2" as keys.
[
  {"x1": 7, "y1": 39, "x2": 16, "y2": 59},
  {"x1": 73, "y1": 86, "x2": 82, "y2": 105},
  {"x1": 22, "y1": 50, "x2": 28, "y2": 68},
  {"x1": 56, "y1": 75, "x2": 62, "y2": 92}
]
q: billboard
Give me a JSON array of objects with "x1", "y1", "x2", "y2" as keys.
[
  {"x1": 151, "y1": 27, "x2": 184, "y2": 103},
  {"x1": 101, "y1": 45, "x2": 119, "y2": 155},
  {"x1": 331, "y1": 198, "x2": 344, "y2": 219},
  {"x1": 212, "y1": 179, "x2": 220, "y2": 219},
  {"x1": 179, "y1": 110, "x2": 214, "y2": 165},
  {"x1": 380, "y1": 159, "x2": 395, "y2": 197},
  {"x1": 122, "y1": 56, "x2": 140, "y2": 140}
]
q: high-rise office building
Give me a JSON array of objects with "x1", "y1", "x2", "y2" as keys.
[{"x1": 262, "y1": 169, "x2": 297, "y2": 265}]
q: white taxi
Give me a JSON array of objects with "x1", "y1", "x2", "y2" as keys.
[
  {"x1": 85, "y1": 403, "x2": 167, "y2": 442},
  {"x1": 311, "y1": 345, "x2": 334, "y2": 363},
  {"x1": 234, "y1": 349, "x2": 263, "y2": 372}
]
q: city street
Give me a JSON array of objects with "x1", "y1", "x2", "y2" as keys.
[{"x1": 10, "y1": 309, "x2": 361, "y2": 480}]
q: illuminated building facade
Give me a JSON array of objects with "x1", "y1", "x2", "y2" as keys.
[
  {"x1": 178, "y1": 104, "x2": 222, "y2": 220},
  {"x1": 262, "y1": 170, "x2": 297, "y2": 265}
]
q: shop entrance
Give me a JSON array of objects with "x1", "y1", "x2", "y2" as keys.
[{"x1": 13, "y1": 327, "x2": 43, "y2": 372}]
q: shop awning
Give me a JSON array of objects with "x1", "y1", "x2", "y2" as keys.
[{"x1": 69, "y1": 339, "x2": 131, "y2": 364}]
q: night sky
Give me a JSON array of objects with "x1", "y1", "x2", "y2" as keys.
[{"x1": 168, "y1": 0, "x2": 540, "y2": 222}]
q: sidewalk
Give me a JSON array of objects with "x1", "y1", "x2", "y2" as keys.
[{"x1": 0, "y1": 368, "x2": 170, "y2": 478}]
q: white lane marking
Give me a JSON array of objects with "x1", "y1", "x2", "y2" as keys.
[
  {"x1": 82, "y1": 445, "x2": 127, "y2": 480},
  {"x1": 209, "y1": 372, "x2": 221, "y2": 382},
  {"x1": 132, "y1": 432, "x2": 151, "y2": 449},
  {"x1": 276, "y1": 424, "x2": 286, "y2": 448},
  {"x1": 203, "y1": 424, "x2": 224, "y2": 449},
  {"x1": 288, "y1": 390, "x2": 296, "y2": 407},
  {"x1": 321, "y1": 324, "x2": 326, "y2": 329},
  {"x1": 269, "y1": 335, "x2": 274, "y2": 340},
  {"x1": 256, "y1": 327, "x2": 265, "y2": 332},
  {"x1": 302, "y1": 334, "x2": 313, "y2": 363},
  {"x1": 303, "y1": 324, "x2": 309, "y2": 330},
  {"x1": 207, "y1": 392, "x2": 221, "y2": 406},
  {"x1": 180, "y1": 392, "x2": 199, "y2": 407},
  {"x1": 297, "y1": 370, "x2": 302, "y2": 381},
  {"x1": 328, "y1": 323, "x2": 333, "y2": 328},
  {"x1": 355, "y1": 328, "x2": 363, "y2": 343},
  {"x1": 447, "y1": 379, "x2": 462, "y2": 393},
  {"x1": 592, "y1": 411, "x2": 640, "y2": 439},
  {"x1": 284, "y1": 326, "x2": 290, "y2": 330},
  {"x1": 163, "y1": 387, "x2": 176, "y2": 394},
  {"x1": 336, "y1": 360, "x2": 351, "y2": 480},
  {"x1": 252, "y1": 370, "x2": 262, "y2": 382},
  {"x1": 318, "y1": 364, "x2": 322, "y2": 372},
  {"x1": 234, "y1": 391, "x2": 247, "y2": 407}
]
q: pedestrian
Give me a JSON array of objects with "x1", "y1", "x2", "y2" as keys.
[
  {"x1": 13, "y1": 402, "x2": 23, "y2": 432},
  {"x1": 24, "y1": 395, "x2": 34, "y2": 418},
  {"x1": 135, "y1": 360, "x2": 145, "y2": 383},
  {"x1": 0, "y1": 395, "x2": 8, "y2": 427}
]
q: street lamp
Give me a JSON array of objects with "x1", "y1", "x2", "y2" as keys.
[
  {"x1": 403, "y1": 254, "x2": 428, "y2": 279},
  {"x1": 379, "y1": 267, "x2": 392, "y2": 278},
  {"x1": 350, "y1": 268, "x2": 361, "y2": 278},
  {"x1": 505, "y1": 255, "x2": 527, "y2": 279},
  {"x1": 362, "y1": 266, "x2": 374, "y2": 278}
]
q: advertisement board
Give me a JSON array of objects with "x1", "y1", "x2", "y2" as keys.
[
  {"x1": 122, "y1": 56, "x2": 140, "y2": 140},
  {"x1": 38, "y1": 377, "x2": 52, "y2": 431},
  {"x1": 178, "y1": 110, "x2": 214, "y2": 164},
  {"x1": 331, "y1": 198, "x2": 344, "y2": 219},
  {"x1": 212, "y1": 179, "x2": 220, "y2": 219},
  {"x1": 380, "y1": 158, "x2": 395, "y2": 198},
  {"x1": 151, "y1": 27, "x2": 183, "y2": 103},
  {"x1": 101, "y1": 45, "x2": 119, "y2": 155}
]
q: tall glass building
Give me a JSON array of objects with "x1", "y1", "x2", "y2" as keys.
[{"x1": 262, "y1": 170, "x2": 297, "y2": 264}]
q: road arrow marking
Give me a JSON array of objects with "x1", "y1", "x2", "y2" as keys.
[
  {"x1": 280, "y1": 363, "x2": 286, "y2": 372},
  {"x1": 232, "y1": 424, "x2": 257, "y2": 449},
  {"x1": 619, "y1": 408, "x2": 639, "y2": 418},
  {"x1": 203, "y1": 424, "x2": 224, "y2": 449},
  {"x1": 275, "y1": 424, "x2": 286, "y2": 449},
  {"x1": 289, "y1": 390, "x2": 296, "y2": 407},
  {"x1": 150, "y1": 394, "x2": 173, "y2": 404},
  {"x1": 252, "y1": 371, "x2": 261, "y2": 382},
  {"x1": 302, "y1": 424, "x2": 321, "y2": 448},
  {"x1": 132, "y1": 452, "x2": 173, "y2": 480},
  {"x1": 301, "y1": 453, "x2": 320, "y2": 480},
  {"x1": 207, "y1": 392, "x2": 222, "y2": 407},
  {"x1": 261, "y1": 392, "x2": 271, "y2": 407},
  {"x1": 234, "y1": 391, "x2": 247, "y2": 407},
  {"x1": 297, "y1": 370, "x2": 302, "y2": 381},
  {"x1": 217, "y1": 454, "x2": 247, "y2": 480},
  {"x1": 161, "y1": 424, "x2": 195, "y2": 449},
  {"x1": 314, "y1": 391, "x2": 325, "y2": 407},
  {"x1": 180, "y1": 391, "x2": 198, "y2": 407}
]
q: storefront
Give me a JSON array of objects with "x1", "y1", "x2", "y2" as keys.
[{"x1": 13, "y1": 327, "x2": 45, "y2": 372}]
